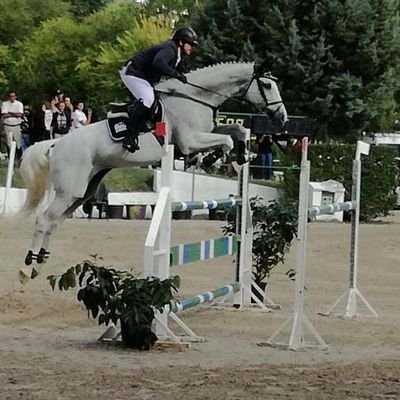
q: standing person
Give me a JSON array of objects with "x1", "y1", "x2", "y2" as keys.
[
  {"x1": 51, "y1": 101, "x2": 71, "y2": 138},
  {"x1": 72, "y1": 101, "x2": 91, "y2": 129},
  {"x1": 119, "y1": 26, "x2": 198, "y2": 153},
  {"x1": 1, "y1": 91, "x2": 24, "y2": 151},
  {"x1": 64, "y1": 96, "x2": 74, "y2": 127},
  {"x1": 257, "y1": 134, "x2": 274, "y2": 180},
  {"x1": 20, "y1": 105, "x2": 34, "y2": 151},
  {"x1": 34, "y1": 101, "x2": 53, "y2": 141}
]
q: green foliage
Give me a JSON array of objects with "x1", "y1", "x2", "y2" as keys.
[
  {"x1": 3, "y1": 3, "x2": 169, "y2": 109},
  {"x1": 10, "y1": 17, "x2": 86, "y2": 102},
  {"x1": 76, "y1": 15, "x2": 172, "y2": 111},
  {"x1": 223, "y1": 197, "x2": 298, "y2": 284},
  {"x1": 48, "y1": 257, "x2": 180, "y2": 350},
  {"x1": 0, "y1": 162, "x2": 25, "y2": 188},
  {"x1": 140, "y1": 0, "x2": 204, "y2": 20},
  {"x1": 0, "y1": 45, "x2": 10, "y2": 94},
  {"x1": 103, "y1": 167, "x2": 154, "y2": 192},
  {"x1": 69, "y1": 0, "x2": 112, "y2": 19},
  {"x1": 0, "y1": 0, "x2": 70, "y2": 46},
  {"x1": 281, "y1": 144, "x2": 398, "y2": 221},
  {"x1": 192, "y1": 0, "x2": 400, "y2": 136},
  {"x1": 0, "y1": 164, "x2": 153, "y2": 191}
]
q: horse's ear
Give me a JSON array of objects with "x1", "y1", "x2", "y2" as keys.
[
  {"x1": 253, "y1": 64, "x2": 264, "y2": 76},
  {"x1": 264, "y1": 71, "x2": 278, "y2": 81}
]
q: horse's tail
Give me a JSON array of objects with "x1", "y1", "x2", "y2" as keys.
[{"x1": 20, "y1": 140, "x2": 55, "y2": 214}]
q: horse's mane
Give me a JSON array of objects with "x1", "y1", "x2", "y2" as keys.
[
  {"x1": 157, "y1": 61, "x2": 254, "y2": 90},
  {"x1": 188, "y1": 61, "x2": 254, "y2": 74}
]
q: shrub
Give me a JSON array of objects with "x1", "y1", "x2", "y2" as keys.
[
  {"x1": 48, "y1": 258, "x2": 180, "y2": 350},
  {"x1": 222, "y1": 197, "x2": 298, "y2": 286},
  {"x1": 281, "y1": 144, "x2": 398, "y2": 222}
]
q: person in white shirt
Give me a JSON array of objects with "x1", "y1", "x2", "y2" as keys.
[
  {"x1": 1, "y1": 91, "x2": 24, "y2": 149},
  {"x1": 72, "y1": 101, "x2": 91, "y2": 129}
]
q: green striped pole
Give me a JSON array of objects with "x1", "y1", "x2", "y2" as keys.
[{"x1": 171, "y1": 283, "x2": 240, "y2": 313}]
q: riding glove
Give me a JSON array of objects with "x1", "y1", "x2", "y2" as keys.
[{"x1": 176, "y1": 73, "x2": 188, "y2": 84}]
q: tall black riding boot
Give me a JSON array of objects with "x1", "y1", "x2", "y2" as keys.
[{"x1": 122, "y1": 100, "x2": 149, "y2": 153}]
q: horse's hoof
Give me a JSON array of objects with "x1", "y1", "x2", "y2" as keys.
[
  {"x1": 18, "y1": 267, "x2": 32, "y2": 285},
  {"x1": 37, "y1": 248, "x2": 50, "y2": 264},
  {"x1": 31, "y1": 268, "x2": 39, "y2": 279},
  {"x1": 201, "y1": 153, "x2": 217, "y2": 168},
  {"x1": 24, "y1": 250, "x2": 33, "y2": 266}
]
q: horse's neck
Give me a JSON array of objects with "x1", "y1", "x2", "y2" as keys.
[
  {"x1": 188, "y1": 65, "x2": 252, "y2": 106},
  {"x1": 158, "y1": 63, "x2": 253, "y2": 107}
]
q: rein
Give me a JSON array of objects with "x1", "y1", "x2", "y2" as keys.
[{"x1": 156, "y1": 74, "x2": 284, "y2": 116}]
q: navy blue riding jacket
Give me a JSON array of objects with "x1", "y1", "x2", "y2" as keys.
[{"x1": 124, "y1": 39, "x2": 183, "y2": 85}]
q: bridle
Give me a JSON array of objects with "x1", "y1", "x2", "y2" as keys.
[
  {"x1": 155, "y1": 69, "x2": 284, "y2": 118},
  {"x1": 238, "y1": 73, "x2": 284, "y2": 118}
]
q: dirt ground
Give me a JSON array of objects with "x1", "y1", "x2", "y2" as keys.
[{"x1": 1, "y1": 212, "x2": 400, "y2": 399}]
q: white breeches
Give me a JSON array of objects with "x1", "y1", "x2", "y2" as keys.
[{"x1": 120, "y1": 68, "x2": 155, "y2": 108}]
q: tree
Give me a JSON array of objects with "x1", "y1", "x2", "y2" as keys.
[
  {"x1": 0, "y1": 0, "x2": 70, "y2": 46},
  {"x1": 140, "y1": 0, "x2": 203, "y2": 21},
  {"x1": 192, "y1": 0, "x2": 400, "y2": 136},
  {"x1": 76, "y1": 16, "x2": 172, "y2": 111},
  {"x1": 69, "y1": 0, "x2": 112, "y2": 19},
  {"x1": 7, "y1": 2, "x2": 142, "y2": 106}
]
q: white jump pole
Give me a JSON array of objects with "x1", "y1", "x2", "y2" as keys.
[
  {"x1": 267, "y1": 138, "x2": 328, "y2": 350},
  {"x1": 324, "y1": 141, "x2": 377, "y2": 318},
  {"x1": 2, "y1": 140, "x2": 17, "y2": 215}
]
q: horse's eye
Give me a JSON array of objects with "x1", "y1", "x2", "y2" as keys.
[{"x1": 263, "y1": 82, "x2": 272, "y2": 90}]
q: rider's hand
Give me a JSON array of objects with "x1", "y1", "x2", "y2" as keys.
[{"x1": 176, "y1": 73, "x2": 188, "y2": 84}]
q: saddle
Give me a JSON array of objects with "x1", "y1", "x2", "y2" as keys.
[{"x1": 106, "y1": 98, "x2": 164, "y2": 144}]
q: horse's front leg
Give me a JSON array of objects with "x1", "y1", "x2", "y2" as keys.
[
  {"x1": 211, "y1": 124, "x2": 249, "y2": 164},
  {"x1": 177, "y1": 131, "x2": 234, "y2": 168}
]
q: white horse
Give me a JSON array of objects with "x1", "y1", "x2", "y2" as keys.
[{"x1": 18, "y1": 62, "x2": 288, "y2": 283}]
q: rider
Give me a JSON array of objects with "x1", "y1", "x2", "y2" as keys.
[{"x1": 120, "y1": 27, "x2": 198, "y2": 153}]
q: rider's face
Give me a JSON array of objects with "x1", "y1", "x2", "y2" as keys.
[{"x1": 182, "y1": 42, "x2": 194, "y2": 55}]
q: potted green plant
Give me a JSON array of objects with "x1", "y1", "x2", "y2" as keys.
[
  {"x1": 223, "y1": 197, "x2": 298, "y2": 298},
  {"x1": 48, "y1": 257, "x2": 180, "y2": 350}
]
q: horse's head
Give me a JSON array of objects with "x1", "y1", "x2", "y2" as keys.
[{"x1": 242, "y1": 66, "x2": 288, "y2": 127}]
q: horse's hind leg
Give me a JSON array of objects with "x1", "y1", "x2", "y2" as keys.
[
  {"x1": 20, "y1": 194, "x2": 74, "y2": 283},
  {"x1": 20, "y1": 171, "x2": 109, "y2": 283}
]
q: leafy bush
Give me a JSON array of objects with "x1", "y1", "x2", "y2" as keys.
[
  {"x1": 281, "y1": 144, "x2": 398, "y2": 222},
  {"x1": 223, "y1": 197, "x2": 298, "y2": 285},
  {"x1": 48, "y1": 258, "x2": 180, "y2": 350}
]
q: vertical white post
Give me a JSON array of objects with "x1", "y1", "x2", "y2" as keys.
[
  {"x1": 288, "y1": 140, "x2": 309, "y2": 348},
  {"x1": 237, "y1": 156, "x2": 252, "y2": 306},
  {"x1": 268, "y1": 138, "x2": 327, "y2": 349},
  {"x1": 325, "y1": 140, "x2": 377, "y2": 318},
  {"x1": 2, "y1": 141, "x2": 17, "y2": 215},
  {"x1": 349, "y1": 159, "x2": 361, "y2": 290},
  {"x1": 152, "y1": 144, "x2": 173, "y2": 337}
]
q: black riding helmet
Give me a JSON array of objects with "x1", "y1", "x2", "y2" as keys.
[{"x1": 172, "y1": 27, "x2": 198, "y2": 47}]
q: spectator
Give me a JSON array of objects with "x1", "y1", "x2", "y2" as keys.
[
  {"x1": 1, "y1": 91, "x2": 23, "y2": 151},
  {"x1": 20, "y1": 105, "x2": 34, "y2": 151},
  {"x1": 33, "y1": 101, "x2": 52, "y2": 142},
  {"x1": 64, "y1": 96, "x2": 74, "y2": 124},
  {"x1": 43, "y1": 101, "x2": 53, "y2": 139},
  {"x1": 51, "y1": 101, "x2": 72, "y2": 138},
  {"x1": 72, "y1": 101, "x2": 92, "y2": 129},
  {"x1": 257, "y1": 134, "x2": 274, "y2": 180}
]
